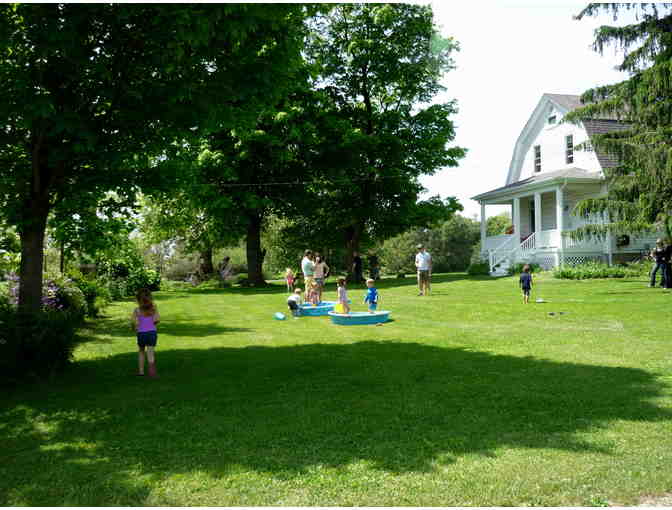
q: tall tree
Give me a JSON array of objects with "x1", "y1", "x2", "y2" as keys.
[
  {"x1": 304, "y1": 4, "x2": 466, "y2": 276},
  {"x1": 567, "y1": 3, "x2": 672, "y2": 238},
  {"x1": 0, "y1": 4, "x2": 307, "y2": 312}
]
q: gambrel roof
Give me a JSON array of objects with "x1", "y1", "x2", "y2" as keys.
[{"x1": 504, "y1": 93, "x2": 629, "y2": 185}]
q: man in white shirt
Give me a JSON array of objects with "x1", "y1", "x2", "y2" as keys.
[{"x1": 415, "y1": 244, "x2": 432, "y2": 296}]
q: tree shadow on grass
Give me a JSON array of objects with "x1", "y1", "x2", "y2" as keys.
[
  {"x1": 1, "y1": 341, "x2": 670, "y2": 505},
  {"x1": 78, "y1": 315, "x2": 252, "y2": 342}
]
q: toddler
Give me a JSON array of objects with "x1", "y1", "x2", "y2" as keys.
[
  {"x1": 337, "y1": 277, "x2": 350, "y2": 314},
  {"x1": 364, "y1": 278, "x2": 379, "y2": 313},
  {"x1": 308, "y1": 279, "x2": 320, "y2": 306},
  {"x1": 519, "y1": 264, "x2": 533, "y2": 304},
  {"x1": 287, "y1": 288, "x2": 303, "y2": 318},
  {"x1": 285, "y1": 267, "x2": 295, "y2": 292}
]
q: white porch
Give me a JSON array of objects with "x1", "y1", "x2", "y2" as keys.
[{"x1": 475, "y1": 176, "x2": 657, "y2": 275}]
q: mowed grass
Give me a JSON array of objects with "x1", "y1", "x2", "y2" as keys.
[{"x1": 2, "y1": 273, "x2": 672, "y2": 506}]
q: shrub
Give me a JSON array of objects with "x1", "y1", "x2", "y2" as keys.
[
  {"x1": 5, "y1": 273, "x2": 88, "y2": 320},
  {"x1": 467, "y1": 261, "x2": 490, "y2": 276},
  {"x1": 507, "y1": 262, "x2": 542, "y2": 276},
  {"x1": 103, "y1": 277, "x2": 128, "y2": 301},
  {"x1": 0, "y1": 308, "x2": 80, "y2": 385},
  {"x1": 126, "y1": 267, "x2": 161, "y2": 295},
  {"x1": 553, "y1": 261, "x2": 643, "y2": 280},
  {"x1": 68, "y1": 271, "x2": 112, "y2": 317}
]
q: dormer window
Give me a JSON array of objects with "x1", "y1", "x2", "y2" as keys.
[
  {"x1": 565, "y1": 135, "x2": 574, "y2": 164},
  {"x1": 534, "y1": 145, "x2": 541, "y2": 172},
  {"x1": 547, "y1": 114, "x2": 557, "y2": 125}
]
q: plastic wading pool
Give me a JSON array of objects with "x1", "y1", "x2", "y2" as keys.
[
  {"x1": 299, "y1": 301, "x2": 339, "y2": 316},
  {"x1": 328, "y1": 310, "x2": 391, "y2": 325}
]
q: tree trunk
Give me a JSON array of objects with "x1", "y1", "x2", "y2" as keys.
[
  {"x1": 344, "y1": 223, "x2": 362, "y2": 281},
  {"x1": 19, "y1": 197, "x2": 50, "y2": 314},
  {"x1": 246, "y1": 213, "x2": 266, "y2": 286},
  {"x1": 199, "y1": 246, "x2": 214, "y2": 276}
]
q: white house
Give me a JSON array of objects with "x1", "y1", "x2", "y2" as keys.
[{"x1": 472, "y1": 93, "x2": 657, "y2": 275}]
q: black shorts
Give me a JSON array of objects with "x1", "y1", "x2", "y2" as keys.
[
  {"x1": 522, "y1": 287, "x2": 531, "y2": 296},
  {"x1": 288, "y1": 301, "x2": 299, "y2": 311},
  {"x1": 137, "y1": 330, "x2": 157, "y2": 348}
]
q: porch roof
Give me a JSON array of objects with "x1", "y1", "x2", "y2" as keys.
[{"x1": 472, "y1": 167, "x2": 603, "y2": 203}]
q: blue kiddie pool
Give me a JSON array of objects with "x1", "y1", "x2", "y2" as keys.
[
  {"x1": 328, "y1": 310, "x2": 391, "y2": 325},
  {"x1": 299, "y1": 301, "x2": 339, "y2": 316}
]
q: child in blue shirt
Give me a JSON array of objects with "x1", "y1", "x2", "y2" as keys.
[
  {"x1": 364, "y1": 278, "x2": 379, "y2": 312},
  {"x1": 519, "y1": 264, "x2": 533, "y2": 304}
]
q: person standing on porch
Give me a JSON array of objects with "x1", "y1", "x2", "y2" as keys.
[
  {"x1": 649, "y1": 239, "x2": 668, "y2": 288},
  {"x1": 415, "y1": 244, "x2": 432, "y2": 296}
]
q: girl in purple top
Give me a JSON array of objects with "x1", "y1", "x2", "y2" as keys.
[{"x1": 131, "y1": 288, "x2": 161, "y2": 377}]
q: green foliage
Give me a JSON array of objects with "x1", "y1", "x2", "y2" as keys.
[
  {"x1": 507, "y1": 262, "x2": 542, "y2": 276},
  {"x1": 302, "y1": 4, "x2": 466, "y2": 263},
  {"x1": 567, "y1": 4, "x2": 672, "y2": 239},
  {"x1": 67, "y1": 271, "x2": 112, "y2": 318},
  {"x1": 0, "y1": 3, "x2": 310, "y2": 311},
  {"x1": 126, "y1": 268, "x2": 161, "y2": 295},
  {"x1": 0, "y1": 308, "x2": 81, "y2": 386},
  {"x1": 0, "y1": 226, "x2": 20, "y2": 277},
  {"x1": 103, "y1": 277, "x2": 128, "y2": 302},
  {"x1": 487, "y1": 213, "x2": 511, "y2": 236},
  {"x1": 553, "y1": 261, "x2": 644, "y2": 280},
  {"x1": 466, "y1": 261, "x2": 490, "y2": 276},
  {"x1": 379, "y1": 215, "x2": 480, "y2": 275}
]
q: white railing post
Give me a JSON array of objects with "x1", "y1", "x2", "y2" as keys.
[{"x1": 480, "y1": 202, "x2": 487, "y2": 258}]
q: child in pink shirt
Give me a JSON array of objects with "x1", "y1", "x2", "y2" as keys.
[{"x1": 131, "y1": 288, "x2": 161, "y2": 377}]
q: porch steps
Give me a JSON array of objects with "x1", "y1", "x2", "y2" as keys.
[{"x1": 491, "y1": 260, "x2": 510, "y2": 277}]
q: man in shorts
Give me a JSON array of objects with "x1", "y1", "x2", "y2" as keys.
[
  {"x1": 301, "y1": 249, "x2": 315, "y2": 301},
  {"x1": 415, "y1": 244, "x2": 432, "y2": 296}
]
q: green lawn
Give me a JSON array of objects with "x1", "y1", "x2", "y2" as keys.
[{"x1": 2, "y1": 273, "x2": 672, "y2": 506}]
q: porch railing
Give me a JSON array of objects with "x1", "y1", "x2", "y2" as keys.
[
  {"x1": 488, "y1": 235, "x2": 517, "y2": 273},
  {"x1": 520, "y1": 232, "x2": 536, "y2": 256}
]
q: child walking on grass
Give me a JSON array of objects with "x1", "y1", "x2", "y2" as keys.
[
  {"x1": 519, "y1": 264, "x2": 533, "y2": 304},
  {"x1": 337, "y1": 277, "x2": 350, "y2": 314},
  {"x1": 131, "y1": 288, "x2": 161, "y2": 377},
  {"x1": 364, "y1": 278, "x2": 379, "y2": 313}
]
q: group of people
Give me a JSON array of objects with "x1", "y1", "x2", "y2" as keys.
[
  {"x1": 286, "y1": 274, "x2": 380, "y2": 318},
  {"x1": 649, "y1": 238, "x2": 672, "y2": 289},
  {"x1": 130, "y1": 245, "x2": 433, "y2": 375},
  {"x1": 284, "y1": 249, "x2": 386, "y2": 318}
]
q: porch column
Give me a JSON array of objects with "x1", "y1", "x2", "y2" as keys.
[
  {"x1": 556, "y1": 186, "x2": 564, "y2": 257},
  {"x1": 480, "y1": 202, "x2": 486, "y2": 255},
  {"x1": 513, "y1": 197, "x2": 521, "y2": 242},
  {"x1": 534, "y1": 192, "x2": 542, "y2": 234}
]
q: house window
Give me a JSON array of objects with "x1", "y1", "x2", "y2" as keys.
[
  {"x1": 565, "y1": 135, "x2": 574, "y2": 164},
  {"x1": 534, "y1": 145, "x2": 541, "y2": 172},
  {"x1": 584, "y1": 141, "x2": 594, "y2": 152},
  {"x1": 548, "y1": 114, "x2": 557, "y2": 125}
]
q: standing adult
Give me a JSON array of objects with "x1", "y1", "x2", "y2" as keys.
[
  {"x1": 664, "y1": 239, "x2": 672, "y2": 289},
  {"x1": 649, "y1": 239, "x2": 668, "y2": 288},
  {"x1": 301, "y1": 249, "x2": 316, "y2": 300},
  {"x1": 415, "y1": 244, "x2": 432, "y2": 296},
  {"x1": 352, "y1": 251, "x2": 363, "y2": 284},
  {"x1": 313, "y1": 254, "x2": 330, "y2": 303}
]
